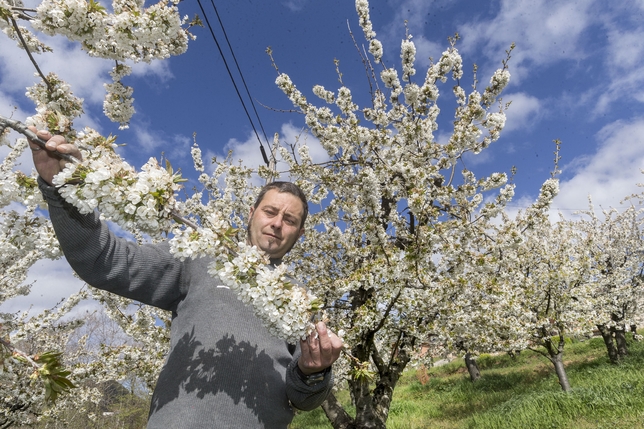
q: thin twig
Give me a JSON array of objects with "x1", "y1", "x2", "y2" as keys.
[
  {"x1": 9, "y1": 17, "x2": 52, "y2": 93},
  {"x1": 0, "y1": 337, "x2": 40, "y2": 370},
  {"x1": 170, "y1": 209, "x2": 200, "y2": 230},
  {"x1": 9, "y1": 6, "x2": 38, "y2": 13}
]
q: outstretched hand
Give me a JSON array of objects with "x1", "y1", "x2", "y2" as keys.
[
  {"x1": 28, "y1": 127, "x2": 81, "y2": 186},
  {"x1": 298, "y1": 321, "x2": 343, "y2": 375}
]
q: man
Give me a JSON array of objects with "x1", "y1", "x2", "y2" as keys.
[{"x1": 30, "y1": 129, "x2": 342, "y2": 428}]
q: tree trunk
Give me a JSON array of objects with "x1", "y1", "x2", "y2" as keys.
[
  {"x1": 321, "y1": 392, "x2": 355, "y2": 429},
  {"x1": 615, "y1": 325, "x2": 628, "y2": 358},
  {"x1": 542, "y1": 336, "x2": 571, "y2": 392},
  {"x1": 344, "y1": 338, "x2": 410, "y2": 429},
  {"x1": 632, "y1": 325, "x2": 641, "y2": 341},
  {"x1": 551, "y1": 353, "x2": 571, "y2": 392},
  {"x1": 464, "y1": 352, "x2": 481, "y2": 382},
  {"x1": 597, "y1": 324, "x2": 619, "y2": 364},
  {"x1": 350, "y1": 377, "x2": 387, "y2": 429}
]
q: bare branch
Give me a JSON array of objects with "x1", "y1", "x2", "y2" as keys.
[{"x1": 9, "y1": 17, "x2": 52, "y2": 93}]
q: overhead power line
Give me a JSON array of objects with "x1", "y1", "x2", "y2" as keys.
[{"x1": 196, "y1": 0, "x2": 271, "y2": 167}]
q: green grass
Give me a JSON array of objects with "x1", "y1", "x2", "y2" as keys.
[{"x1": 290, "y1": 334, "x2": 644, "y2": 428}]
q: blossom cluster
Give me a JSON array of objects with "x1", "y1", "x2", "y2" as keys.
[
  {"x1": 0, "y1": 138, "x2": 44, "y2": 208},
  {"x1": 355, "y1": 0, "x2": 382, "y2": 62},
  {"x1": 168, "y1": 212, "x2": 230, "y2": 261},
  {"x1": 169, "y1": 215, "x2": 320, "y2": 344},
  {"x1": 25, "y1": 72, "x2": 84, "y2": 134},
  {"x1": 103, "y1": 63, "x2": 135, "y2": 129},
  {"x1": 213, "y1": 243, "x2": 320, "y2": 344},
  {"x1": 32, "y1": 0, "x2": 190, "y2": 63},
  {"x1": 0, "y1": 0, "x2": 52, "y2": 54},
  {"x1": 51, "y1": 129, "x2": 182, "y2": 234}
]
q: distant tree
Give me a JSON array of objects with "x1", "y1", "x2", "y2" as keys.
[{"x1": 579, "y1": 204, "x2": 644, "y2": 363}]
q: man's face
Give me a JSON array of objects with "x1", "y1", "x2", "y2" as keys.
[{"x1": 248, "y1": 189, "x2": 305, "y2": 259}]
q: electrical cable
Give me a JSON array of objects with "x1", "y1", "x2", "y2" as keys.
[
  {"x1": 209, "y1": 0, "x2": 272, "y2": 152},
  {"x1": 196, "y1": 0, "x2": 270, "y2": 166}
]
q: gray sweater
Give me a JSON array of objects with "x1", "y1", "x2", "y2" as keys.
[{"x1": 40, "y1": 179, "x2": 332, "y2": 428}]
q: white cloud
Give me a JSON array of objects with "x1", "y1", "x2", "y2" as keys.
[
  {"x1": 130, "y1": 59, "x2": 173, "y2": 82},
  {"x1": 208, "y1": 122, "x2": 328, "y2": 186},
  {"x1": 126, "y1": 122, "x2": 192, "y2": 161},
  {"x1": 458, "y1": 0, "x2": 596, "y2": 84},
  {"x1": 503, "y1": 92, "x2": 541, "y2": 133},
  {"x1": 0, "y1": 37, "x2": 112, "y2": 106},
  {"x1": 0, "y1": 257, "x2": 90, "y2": 319},
  {"x1": 282, "y1": 0, "x2": 308, "y2": 12},
  {"x1": 407, "y1": 35, "x2": 444, "y2": 70},
  {"x1": 277, "y1": 122, "x2": 328, "y2": 164},
  {"x1": 591, "y1": 26, "x2": 644, "y2": 116},
  {"x1": 553, "y1": 118, "x2": 644, "y2": 215},
  {"x1": 0, "y1": 91, "x2": 29, "y2": 119},
  {"x1": 462, "y1": 149, "x2": 492, "y2": 167}
]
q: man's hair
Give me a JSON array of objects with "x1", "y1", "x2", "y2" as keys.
[{"x1": 253, "y1": 181, "x2": 309, "y2": 228}]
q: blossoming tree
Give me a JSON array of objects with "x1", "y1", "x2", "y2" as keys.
[
  {"x1": 499, "y1": 180, "x2": 596, "y2": 392},
  {"x1": 0, "y1": 0, "x2": 570, "y2": 427},
  {"x1": 266, "y1": 1, "x2": 521, "y2": 424},
  {"x1": 579, "y1": 203, "x2": 644, "y2": 363}
]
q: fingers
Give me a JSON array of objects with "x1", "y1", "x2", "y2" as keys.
[
  {"x1": 298, "y1": 322, "x2": 343, "y2": 375},
  {"x1": 315, "y1": 323, "x2": 337, "y2": 359},
  {"x1": 27, "y1": 127, "x2": 81, "y2": 185},
  {"x1": 35, "y1": 129, "x2": 69, "y2": 152},
  {"x1": 28, "y1": 128, "x2": 81, "y2": 162}
]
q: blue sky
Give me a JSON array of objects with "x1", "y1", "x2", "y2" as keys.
[{"x1": 2, "y1": 0, "x2": 644, "y2": 315}]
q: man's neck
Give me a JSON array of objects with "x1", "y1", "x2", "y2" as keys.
[{"x1": 269, "y1": 257, "x2": 282, "y2": 266}]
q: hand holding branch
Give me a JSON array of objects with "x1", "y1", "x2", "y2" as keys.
[
  {"x1": 27, "y1": 127, "x2": 81, "y2": 186},
  {"x1": 298, "y1": 321, "x2": 343, "y2": 375}
]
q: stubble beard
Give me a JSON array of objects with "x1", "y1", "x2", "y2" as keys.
[{"x1": 246, "y1": 215, "x2": 296, "y2": 259}]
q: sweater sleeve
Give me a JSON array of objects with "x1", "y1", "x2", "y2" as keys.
[
  {"x1": 40, "y1": 178, "x2": 186, "y2": 311},
  {"x1": 285, "y1": 346, "x2": 334, "y2": 411}
]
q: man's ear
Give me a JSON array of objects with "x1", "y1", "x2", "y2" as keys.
[
  {"x1": 249, "y1": 206, "x2": 255, "y2": 218},
  {"x1": 299, "y1": 228, "x2": 305, "y2": 238}
]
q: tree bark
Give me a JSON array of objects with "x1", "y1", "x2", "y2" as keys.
[
  {"x1": 464, "y1": 352, "x2": 481, "y2": 382},
  {"x1": 551, "y1": 353, "x2": 571, "y2": 392},
  {"x1": 632, "y1": 325, "x2": 640, "y2": 341},
  {"x1": 542, "y1": 336, "x2": 571, "y2": 392},
  {"x1": 615, "y1": 325, "x2": 628, "y2": 358},
  {"x1": 597, "y1": 324, "x2": 619, "y2": 364},
  {"x1": 350, "y1": 377, "x2": 386, "y2": 429},
  {"x1": 321, "y1": 392, "x2": 355, "y2": 429}
]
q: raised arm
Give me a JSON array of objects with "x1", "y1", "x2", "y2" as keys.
[{"x1": 31, "y1": 129, "x2": 187, "y2": 311}]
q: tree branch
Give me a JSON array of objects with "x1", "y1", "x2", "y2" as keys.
[
  {"x1": 1, "y1": 116, "x2": 210, "y2": 240},
  {"x1": 9, "y1": 17, "x2": 52, "y2": 93},
  {"x1": 0, "y1": 115, "x2": 78, "y2": 164}
]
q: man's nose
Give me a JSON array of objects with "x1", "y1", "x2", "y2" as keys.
[{"x1": 271, "y1": 216, "x2": 283, "y2": 229}]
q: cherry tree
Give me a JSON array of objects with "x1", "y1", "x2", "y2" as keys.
[
  {"x1": 1, "y1": 0, "x2": 535, "y2": 427},
  {"x1": 579, "y1": 203, "x2": 644, "y2": 363},
  {"x1": 506, "y1": 188, "x2": 597, "y2": 391},
  {"x1": 266, "y1": 1, "x2": 521, "y2": 424}
]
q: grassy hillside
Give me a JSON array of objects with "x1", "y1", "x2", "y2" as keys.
[{"x1": 291, "y1": 334, "x2": 644, "y2": 429}]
